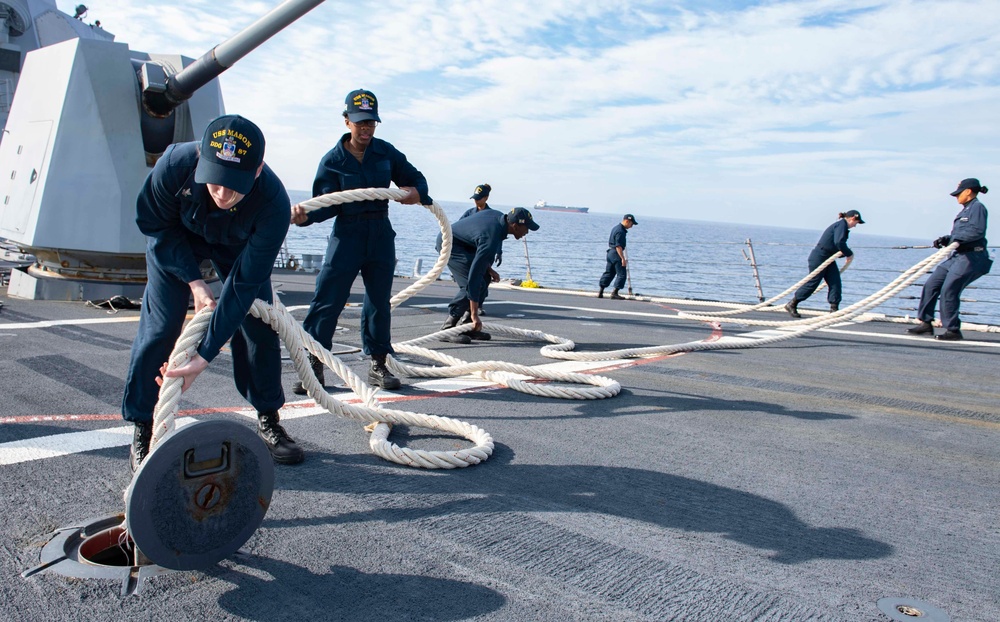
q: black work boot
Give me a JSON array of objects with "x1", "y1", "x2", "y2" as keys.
[
  {"x1": 130, "y1": 421, "x2": 152, "y2": 473},
  {"x1": 257, "y1": 410, "x2": 304, "y2": 464},
  {"x1": 935, "y1": 330, "x2": 963, "y2": 341},
  {"x1": 906, "y1": 321, "x2": 934, "y2": 335},
  {"x1": 440, "y1": 315, "x2": 471, "y2": 344},
  {"x1": 369, "y1": 353, "x2": 402, "y2": 389},
  {"x1": 829, "y1": 303, "x2": 839, "y2": 312},
  {"x1": 610, "y1": 289, "x2": 624, "y2": 300},
  {"x1": 292, "y1": 353, "x2": 325, "y2": 396},
  {"x1": 598, "y1": 287, "x2": 605, "y2": 298},
  {"x1": 459, "y1": 311, "x2": 491, "y2": 341},
  {"x1": 784, "y1": 299, "x2": 801, "y2": 318}
]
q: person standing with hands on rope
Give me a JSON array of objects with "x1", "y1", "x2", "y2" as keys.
[
  {"x1": 458, "y1": 183, "x2": 501, "y2": 317},
  {"x1": 598, "y1": 214, "x2": 637, "y2": 299},
  {"x1": 438, "y1": 207, "x2": 540, "y2": 343},
  {"x1": 785, "y1": 210, "x2": 864, "y2": 318},
  {"x1": 907, "y1": 178, "x2": 992, "y2": 341},
  {"x1": 122, "y1": 115, "x2": 304, "y2": 471},
  {"x1": 290, "y1": 89, "x2": 431, "y2": 393}
]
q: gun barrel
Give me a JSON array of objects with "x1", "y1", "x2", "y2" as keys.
[{"x1": 146, "y1": 0, "x2": 325, "y2": 115}]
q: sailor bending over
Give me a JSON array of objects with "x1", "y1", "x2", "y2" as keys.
[
  {"x1": 437, "y1": 207, "x2": 540, "y2": 344},
  {"x1": 122, "y1": 115, "x2": 303, "y2": 470}
]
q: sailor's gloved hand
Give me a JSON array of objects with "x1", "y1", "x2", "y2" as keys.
[
  {"x1": 495, "y1": 255, "x2": 502, "y2": 267},
  {"x1": 933, "y1": 235, "x2": 951, "y2": 249}
]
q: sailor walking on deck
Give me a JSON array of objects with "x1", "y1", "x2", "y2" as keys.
[
  {"x1": 458, "y1": 183, "x2": 501, "y2": 317},
  {"x1": 290, "y1": 90, "x2": 432, "y2": 391},
  {"x1": 785, "y1": 210, "x2": 864, "y2": 318},
  {"x1": 907, "y1": 178, "x2": 992, "y2": 341},
  {"x1": 598, "y1": 214, "x2": 637, "y2": 299},
  {"x1": 438, "y1": 207, "x2": 540, "y2": 343},
  {"x1": 122, "y1": 115, "x2": 304, "y2": 470}
]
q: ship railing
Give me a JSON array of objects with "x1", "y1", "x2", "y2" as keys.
[{"x1": 279, "y1": 236, "x2": 1000, "y2": 328}]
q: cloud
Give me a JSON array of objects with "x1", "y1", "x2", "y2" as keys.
[{"x1": 59, "y1": 0, "x2": 1000, "y2": 238}]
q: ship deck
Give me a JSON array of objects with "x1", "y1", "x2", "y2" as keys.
[{"x1": 1, "y1": 272, "x2": 998, "y2": 621}]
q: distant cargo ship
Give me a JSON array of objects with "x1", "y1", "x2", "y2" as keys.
[{"x1": 532, "y1": 201, "x2": 589, "y2": 214}]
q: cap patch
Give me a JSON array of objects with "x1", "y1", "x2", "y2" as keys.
[
  {"x1": 354, "y1": 94, "x2": 375, "y2": 111},
  {"x1": 210, "y1": 130, "x2": 253, "y2": 164}
]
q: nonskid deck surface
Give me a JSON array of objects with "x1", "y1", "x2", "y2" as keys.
[{"x1": 1, "y1": 274, "x2": 998, "y2": 621}]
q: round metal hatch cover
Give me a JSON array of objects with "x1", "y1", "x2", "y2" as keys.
[
  {"x1": 877, "y1": 597, "x2": 950, "y2": 622},
  {"x1": 125, "y1": 419, "x2": 274, "y2": 571}
]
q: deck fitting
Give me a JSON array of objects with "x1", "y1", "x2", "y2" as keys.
[
  {"x1": 877, "y1": 597, "x2": 950, "y2": 621},
  {"x1": 21, "y1": 513, "x2": 172, "y2": 597}
]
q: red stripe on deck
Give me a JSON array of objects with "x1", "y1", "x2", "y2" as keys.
[{"x1": 2, "y1": 324, "x2": 722, "y2": 425}]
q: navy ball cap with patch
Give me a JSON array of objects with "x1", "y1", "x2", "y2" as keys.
[
  {"x1": 508, "y1": 207, "x2": 540, "y2": 231},
  {"x1": 195, "y1": 115, "x2": 265, "y2": 195},
  {"x1": 345, "y1": 89, "x2": 381, "y2": 123}
]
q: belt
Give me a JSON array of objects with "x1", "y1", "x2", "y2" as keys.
[
  {"x1": 338, "y1": 210, "x2": 389, "y2": 221},
  {"x1": 957, "y1": 246, "x2": 985, "y2": 253}
]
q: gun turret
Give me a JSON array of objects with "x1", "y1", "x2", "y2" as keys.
[
  {"x1": 0, "y1": 0, "x2": 327, "y2": 300},
  {"x1": 142, "y1": 0, "x2": 325, "y2": 118},
  {"x1": 137, "y1": 0, "x2": 324, "y2": 157}
]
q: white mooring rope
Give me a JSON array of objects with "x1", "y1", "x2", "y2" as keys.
[
  {"x1": 148, "y1": 186, "x2": 960, "y2": 469},
  {"x1": 675, "y1": 252, "x2": 845, "y2": 317}
]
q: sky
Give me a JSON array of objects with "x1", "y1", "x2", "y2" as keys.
[{"x1": 57, "y1": 0, "x2": 1000, "y2": 239}]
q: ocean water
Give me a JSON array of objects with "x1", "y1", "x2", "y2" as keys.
[{"x1": 284, "y1": 192, "x2": 1000, "y2": 326}]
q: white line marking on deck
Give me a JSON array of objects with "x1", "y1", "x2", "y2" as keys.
[
  {"x1": 0, "y1": 316, "x2": 141, "y2": 330},
  {"x1": 0, "y1": 418, "x2": 196, "y2": 466}
]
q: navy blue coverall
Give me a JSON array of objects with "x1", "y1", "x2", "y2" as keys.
[
  {"x1": 459, "y1": 203, "x2": 500, "y2": 304},
  {"x1": 793, "y1": 218, "x2": 853, "y2": 306},
  {"x1": 298, "y1": 134, "x2": 430, "y2": 355},
  {"x1": 599, "y1": 223, "x2": 629, "y2": 290},
  {"x1": 122, "y1": 142, "x2": 290, "y2": 423},
  {"x1": 446, "y1": 210, "x2": 509, "y2": 319},
  {"x1": 917, "y1": 198, "x2": 992, "y2": 331}
]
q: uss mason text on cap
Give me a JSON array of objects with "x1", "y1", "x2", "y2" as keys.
[
  {"x1": 950, "y1": 178, "x2": 982, "y2": 196},
  {"x1": 195, "y1": 115, "x2": 265, "y2": 195},
  {"x1": 344, "y1": 89, "x2": 380, "y2": 123},
  {"x1": 508, "y1": 207, "x2": 540, "y2": 231},
  {"x1": 471, "y1": 183, "x2": 492, "y2": 199}
]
